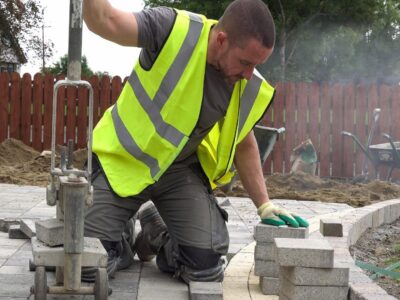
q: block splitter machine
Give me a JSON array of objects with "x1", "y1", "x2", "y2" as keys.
[{"x1": 30, "y1": 0, "x2": 109, "y2": 298}]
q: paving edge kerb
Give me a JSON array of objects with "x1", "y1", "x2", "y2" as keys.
[{"x1": 223, "y1": 198, "x2": 400, "y2": 300}]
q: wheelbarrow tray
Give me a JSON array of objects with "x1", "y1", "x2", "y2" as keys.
[{"x1": 368, "y1": 141, "x2": 400, "y2": 167}]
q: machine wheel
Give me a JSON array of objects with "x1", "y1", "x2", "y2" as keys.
[
  {"x1": 94, "y1": 268, "x2": 109, "y2": 300},
  {"x1": 34, "y1": 266, "x2": 47, "y2": 299}
]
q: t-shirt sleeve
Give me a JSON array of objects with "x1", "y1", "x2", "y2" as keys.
[{"x1": 134, "y1": 7, "x2": 176, "y2": 67}]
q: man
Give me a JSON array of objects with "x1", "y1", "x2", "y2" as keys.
[{"x1": 82, "y1": 0, "x2": 308, "y2": 284}]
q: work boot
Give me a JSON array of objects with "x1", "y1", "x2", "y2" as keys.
[{"x1": 135, "y1": 202, "x2": 168, "y2": 261}]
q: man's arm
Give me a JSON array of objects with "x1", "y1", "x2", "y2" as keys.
[
  {"x1": 234, "y1": 131, "x2": 309, "y2": 228},
  {"x1": 234, "y1": 131, "x2": 269, "y2": 208},
  {"x1": 83, "y1": 0, "x2": 139, "y2": 46}
]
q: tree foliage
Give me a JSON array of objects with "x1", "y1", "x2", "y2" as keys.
[
  {"x1": 43, "y1": 54, "x2": 96, "y2": 78},
  {"x1": 143, "y1": 0, "x2": 400, "y2": 83},
  {"x1": 0, "y1": 0, "x2": 53, "y2": 65}
]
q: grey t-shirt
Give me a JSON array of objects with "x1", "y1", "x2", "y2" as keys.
[{"x1": 134, "y1": 7, "x2": 233, "y2": 162}]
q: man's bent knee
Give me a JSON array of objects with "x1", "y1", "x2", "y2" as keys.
[{"x1": 157, "y1": 244, "x2": 225, "y2": 283}]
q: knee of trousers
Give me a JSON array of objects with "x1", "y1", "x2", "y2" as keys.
[{"x1": 160, "y1": 244, "x2": 225, "y2": 283}]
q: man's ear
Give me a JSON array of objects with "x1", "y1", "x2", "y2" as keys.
[{"x1": 216, "y1": 31, "x2": 228, "y2": 48}]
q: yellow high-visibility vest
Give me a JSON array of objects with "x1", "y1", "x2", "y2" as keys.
[{"x1": 93, "y1": 9, "x2": 275, "y2": 197}]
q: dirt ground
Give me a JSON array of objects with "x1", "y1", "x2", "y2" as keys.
[
  {"x1": 0, "y1": 138, "x2": 399, "y2": 296},
  {"x1": 350, "y1": 218, "x2": 400, "y2": 298}
]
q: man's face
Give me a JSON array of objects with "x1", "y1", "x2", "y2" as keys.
[{"x1": 215, "y1": 34, "x2": 273, "y2": 84}]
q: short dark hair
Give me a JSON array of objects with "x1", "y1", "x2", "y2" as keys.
[{"x1": 216, "y1": 0, "x2": 275, "y2": 49}]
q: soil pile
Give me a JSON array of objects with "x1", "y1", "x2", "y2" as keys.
[
  {"x1": 1, "y1": 138, "x2": 400, "y2": 207},
  {"x1": 0, "y1": 139, "x2": 86, "y2": 186},
  {"x1": 217, "y1": 172, "x2": 400, "y2": 207}
]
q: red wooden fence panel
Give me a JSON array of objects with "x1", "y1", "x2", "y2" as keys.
[
  {"x1": 111, "y1": 76, "x2": 122, "y2": 105},
  {"x1": 43, "y1": 75, "x2": 54, "y2": 150},
  {"x1": 308, "y1": 83, "x2": 320, "y2": 175},
  {"x1": 284, "y1": 82, "x2": 296, "y2": 172},
  {"x1": 297, "y1": 82, "x2": 308, "y2": 143},
  {"x1": 331, "y1": 83, "x2": 344, "y2": 177},
  {"x1": 90, "y1": 76, "x2": 100, "y2": 126},
  {"x1": 342, "y1": 84, "x2": 355, "y2": 178},
  {"x1": 32, "y1": 74, "x2": 43, "y2": 150},
  {"x1": 319, "y1": 83, "x2": 331, "y2": 177},
  {"x1": 271, "y1": 83, "x2": 285, "y2": 173},
  {"x1": 367, "y1": 84, "x2": 379, "y2": 178},
  {"x1": 378, "y1": 85, "x2": 393, "y2": 180},
  {"x1": 0, "y1": 73, "x2": 9, "y2": 143},
  {"x1": 100, "y1": 76, "x2": 111, "y2": 116},
  {"x1": 354, "y1": 84, "x2": 368, "y2": 177},
  {"x1": 9, "y1": 73, "x2": 21, "y2": 140},
  {"x1": 21, "y1": 74, "x2": 32, "y2": 147}
]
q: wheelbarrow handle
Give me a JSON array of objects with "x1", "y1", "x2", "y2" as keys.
[{"x1": 381, "y1": 133, "x2": 400, "y2": 163}]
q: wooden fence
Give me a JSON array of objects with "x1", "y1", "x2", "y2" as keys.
[{"x1": 1, "y1": 72, "x2": 399, "y2": 180}]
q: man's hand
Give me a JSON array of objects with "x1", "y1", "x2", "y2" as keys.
[{"x1": 257, "y1": 202, "x2": 309, "y2": 228}]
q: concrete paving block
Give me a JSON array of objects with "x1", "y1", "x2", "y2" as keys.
[
  {"x1": 254, "y1": 223, "x2": 308, "y2": 243},
  {"x1": 35, "y1": 218, "x2": 64, "y2": 246},
  {"x1": 254, "y1": 259, "x2": 279, "y2": 277},
  {"x1": 8, "y1": 225, "x2": 29, "y2": 239},
  {"x1": 280, "y1": 277, "x2": 349, "y2": 300},
  {"x1": 31, "y1": 236, "x2": 107, "y2": 267},
  {"x1": 189, "y1": 281, "x2": 223, "y2": 300},
  {"x1": 280, "y1": 263, "x2": 349, "y2": 286},
  {"x1": 254, "y1": 242, "x2": 275, "y2": 261},
  {"x1": 319, "y1": 219, "x2": 343, "y2": 237},
  {"x1": 20, "y1": 219, "x2": 37, "y2": 238},
  {"x1": 0, "y1": 218, "x2": 20, "y2": 233},
  {"x1": 259, "y1": 276, "x2": 279, "y2": 295},
  {"x1": 274, "y1": 238, "x2": 334, "y2": 268}
]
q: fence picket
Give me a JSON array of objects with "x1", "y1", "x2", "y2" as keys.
[
  {"x1": 32, "y1": 74, "x2": 43, "y2": 150},
  {"x1": 319, "y1": 83, "x2": 331, "y2": 177},
  {"x1": 9, "y1": 73, "x2": 21, "y2": 140},
  {"x1": 43, "y1": 75, "x2": 54, "y2": 150},
  {"x1": 0, "y1": 73, "x2": 9, "y2": 143},
  {"x1": 308, "y1": 83, "x2": 320, "y2": 175},
  {"x1": 342, "y1": 84, "x2": 355, "y2": 178},
  {"x1": 354, "y1": 84, "x2": 368, "y2": 177},
  {"x1": 21, "y1": 74, "x2": 32, "y2": 146}
]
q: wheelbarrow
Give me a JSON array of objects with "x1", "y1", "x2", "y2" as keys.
[
  {"x1": 220, "y1": 125, "x2": 285, "y2": 192},
  {"x1": 342, "y1": 108, "x2": 400, "y2": 181}
]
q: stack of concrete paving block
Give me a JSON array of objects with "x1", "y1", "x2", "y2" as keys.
[
  {"x1": 253, "y1": 223, "x2": 309, "y2": 295},
  {"x1": 274, "y1": 238, "x2": 349, "y2": 300}
]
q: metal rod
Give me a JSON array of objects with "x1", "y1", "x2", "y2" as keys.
[
  {"x1": 67, "y1": 0, "x2": 83, "y2": 81},
  {"x1": 48, "y1": 285, "x2": 94, "y2": 295}
]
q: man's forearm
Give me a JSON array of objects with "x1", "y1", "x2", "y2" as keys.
[{"x1": 234, "y1": 131, "x2": 270, "y2": 208}]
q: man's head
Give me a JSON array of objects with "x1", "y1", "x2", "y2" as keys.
[{"x1": 208, "y1": 0, "x2": 275, "y2": 84}]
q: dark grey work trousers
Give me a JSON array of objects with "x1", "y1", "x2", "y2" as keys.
[{"x1": 84, "y1": 158, "x2": 229, "y2": 280}]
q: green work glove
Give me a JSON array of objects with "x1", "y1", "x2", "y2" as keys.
[{"x1": 257, "y1": 202, "x2": 309, "y2": 228}]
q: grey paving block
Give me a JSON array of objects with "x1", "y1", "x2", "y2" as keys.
[
  {"x1": 31, "y1": 236, "x2": 107, "y2": 267},
  {"x1": 259, "y1": 276, "x2": 279, "y2": 295},
  {"x1": 280, "y1": 277, "x2": 349, "y2": 300},
  {"x1": 189, "y1": 281, "x2": 223, "y2": 300},
  {"x1": 0, "y1": 218, "x2": 20, "y2": 233},
  {"x1": 254, "y1": 242, "x2": 275, "y2": 261},
  {"x1": 281, "y1": 263, "x2": 349, "y2": 286},
  {"x1": 254, "y1": 259, "x2": 279, "y2": 277},
  {"x1": 274, "y1": 238, "x2": 334, "y2": 268},
  {"x1": 320, "y1": 219, "x2": 343, "y2": 237},
  {"x1": 35, "y1": 218, "x2": 64, "y2": 246},
  {"x1": 8, "y1": 225, "x2": 29, "y2": 239},
  {"x1": 254, "y1": 223, "x2": 308, "y2": 243},
  {"x1": 20, "y1": 219, "x2": 37, "y2": 238}
]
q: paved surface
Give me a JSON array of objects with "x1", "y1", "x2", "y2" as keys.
[{"x1": 0, "y1": 183, "x2": 352, "y2": 299}]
